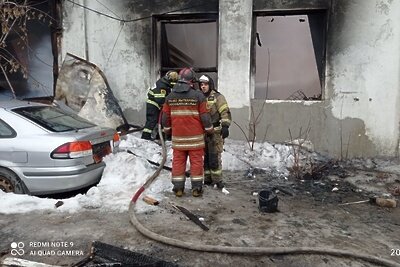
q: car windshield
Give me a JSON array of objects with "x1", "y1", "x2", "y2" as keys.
[{"x1": 13, "y1": 106, "x2": 96, "y2": 132}]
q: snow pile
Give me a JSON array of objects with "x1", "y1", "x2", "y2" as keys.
[
  {"x1": 0, "y1": 133, "x2": 298, "y2": 214},
  {"x1": 223, "y1": 139, "x2": 293, "y2": 174}
]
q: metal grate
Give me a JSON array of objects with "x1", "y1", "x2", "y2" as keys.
[
  {"x1": 73, "y1": 241, "x2": 180, "y2": 267},
  {"x1": 286, "y1": 90, "x2": 308, "y2": 100}
]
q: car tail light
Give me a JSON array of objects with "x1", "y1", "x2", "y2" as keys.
[
  {"x1": 51, "y1": 141, "x2": 93, "y2": 159},
  {"x1": 113, "y1": 133, "x2": 120, "y2": 148}
]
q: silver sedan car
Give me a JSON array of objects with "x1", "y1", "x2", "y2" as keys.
[{"x1": 0, "y1": 99, "x2": 119, "y2": 195}]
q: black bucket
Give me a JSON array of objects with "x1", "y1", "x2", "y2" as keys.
[{"x1": 258, "y1": 189, "x2": 279, "y2": 213}]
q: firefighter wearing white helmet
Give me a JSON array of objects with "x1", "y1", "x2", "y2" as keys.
[{"x1": 199, "y1": 74, "x2": 231, "y2": 189}]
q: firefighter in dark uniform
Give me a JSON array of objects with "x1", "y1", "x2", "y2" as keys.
[
  {"x1": 199, "y1": 74, "x2": 231, "y2": 189},
  {"x1": 141, "y1": 71, "x2": 179, "y2": 140}
]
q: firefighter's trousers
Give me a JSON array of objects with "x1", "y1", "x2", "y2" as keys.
[
  {"x1": 141, "y1": 103, "x2": 160, "y2": 139},
  {"x1": 171, "y1": 149, "x2": 204, "y2": 191},
  {"x1": 204, "y1": 132, "x2": 224, "y2": 184}
]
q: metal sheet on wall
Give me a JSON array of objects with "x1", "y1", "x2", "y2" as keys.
[{"x1": 55, "y1": 53, "x2": 126, "y2": 130}]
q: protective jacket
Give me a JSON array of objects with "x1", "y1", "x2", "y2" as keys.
[
  {"x1": 162, "y1": 80, "x2": 213, "y2": 193},
  {"x1": 206, "y1": 90, "x2": 231, "y2": 129},
  {"x1": 161, "y1": 81, "x2": 213, "y2": 150},
  {"x1": 141, "y1": 77, "x2": 174, "y2": 139},
  {"x1": 147, "y1": 77, "x2": 173, "y2": 110}
]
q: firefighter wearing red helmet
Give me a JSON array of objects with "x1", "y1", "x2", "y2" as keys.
[
  {"x1": 161, "y1": 68, "x2": 213, "y2": 197},
  {"x1": 199, "y1": 74, "x2": 231, "y2": 190}
]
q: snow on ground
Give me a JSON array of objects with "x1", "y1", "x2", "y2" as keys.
[{"x1": 0, "y1": 133, "x2": 296, "y2": 215}]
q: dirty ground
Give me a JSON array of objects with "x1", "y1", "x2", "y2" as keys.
[{"x1": 1, "y1": 167, "x2": 399, "y2": 267}]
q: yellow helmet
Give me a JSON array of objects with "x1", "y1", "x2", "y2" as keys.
[{"x1": 166, "y1": 70, "x2": 179, "y2": 82}]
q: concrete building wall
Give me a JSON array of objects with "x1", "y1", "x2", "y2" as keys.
[
  {"x1": 62, "y1": 0, "x2": 151, "y2": 122},
  {"x1": 61, "y1": 0, "x2": 400, "y2": 158},
  {"x1": 61, "y1": 0, "x2": 86, "y2": 63},
  {"x1": 327, "y1": 0, "x2": 400, "y2": 157},
  {"x1": 251, "y1": 0, "x2": 400, "y2": 158},
  {"x1": 61, "y1": 0, "x2": 218, "y2": 125},
  {"x1": 218, "y1": 0, "x2": 253, "y2": 139}
]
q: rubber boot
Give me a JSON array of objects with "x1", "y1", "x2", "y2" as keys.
[
  {"x1": 141, "y1": 132, "x2": 152, "y2": 140},
  {"x1": 173, "y1": 187, "x2": 184, "y2": 197},
  {"x1": 192, "y1": 188, "x2": 203, "y2": 197},
  {"x1": 204, "y1": 177, "x2": 212, "y2": 186},
  {"x1": 175, "y1": 190, "x2": 184, "y2": 197},
  {"x1": 215, "y1": 181, "x2": 224, "y2": 190}
]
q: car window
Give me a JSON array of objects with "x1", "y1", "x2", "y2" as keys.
[
  {"x1": 0, "y1": 119, "x2": 16, "y2": 138},
  {"x1": 12, "y1": 106, "x2": 96, "y2": 132}
]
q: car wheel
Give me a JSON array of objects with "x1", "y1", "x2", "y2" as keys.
[{"x1": 0, "y1": 168, "x2": 26, "y2": 194}]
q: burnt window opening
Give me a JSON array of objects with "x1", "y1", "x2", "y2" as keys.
[
  {"x1": 157, "y1": 16, "x2": 218, "y2": 86},
  {"x1": 0, "y1": 0, "x2": 60, "y2": 100},
  {"x1": 254, "y1": 11, "x2": 327, "y2": 100}
]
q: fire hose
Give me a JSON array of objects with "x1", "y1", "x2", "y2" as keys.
[{"x1": 128, "y1": 125, "x2": 400, "y2": 267}]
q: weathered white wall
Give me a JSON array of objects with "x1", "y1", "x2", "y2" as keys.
[
  {"x1": 328, "y1": 0, "x2": 400, "y2": 156},
  {"x1": 218, "y1": 0, "x2": 253, "y2": 109},
  {"x1": 217, "y1": 0, "x2": 254, "y2": 140},
  {"x1": 61, "y1": 0, "x2": 400, "y2": 158},
  {"x1": 61, "y1": 0, "x2": 86, "y2": 60},
  {"x1": 251, "y1": 0, "x2": 400, "y2": 157},
  {"x1": 61, "y1": 0, "x2": 218, "y2": 126},
  {"x1": 62, "y1": 1, "x2": 151, "y2": 122}
]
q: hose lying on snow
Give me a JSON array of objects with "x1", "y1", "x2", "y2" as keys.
[
  {"x1": 130, "y1": 124, "x2": 167, "y2": 203},
  {"x1": 128, "y1": 125, "x2": 400, "y2": 267}
]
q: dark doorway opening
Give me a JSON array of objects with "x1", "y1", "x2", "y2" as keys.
[{"x1": 156, "y1": 15, "x2": 218, "y2": 85}]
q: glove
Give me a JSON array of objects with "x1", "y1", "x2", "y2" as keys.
[
  {"x1": 163, "y1": 127, "x2": 171, "y2": 135},
  {"x1": 205, "y1": 127, "x2": 214, "y2": 135},
  {"x1": 221, "y1": 126, "x2": 229, "y2": 139}
]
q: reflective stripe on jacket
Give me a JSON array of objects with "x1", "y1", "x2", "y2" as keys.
[
  {"x1": 162, "y1": 82, "x2": 212, "y2": 150},
  {"x1": 206, "y1": 90, "x2": 231, "y2": 128},
  {"x1": 146, "y1": 77, "x2": 173, "y2": 109}
]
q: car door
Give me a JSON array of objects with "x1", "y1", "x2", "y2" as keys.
[{"x1": 0, "y1": 111, "x2": 28, "y2": 167}]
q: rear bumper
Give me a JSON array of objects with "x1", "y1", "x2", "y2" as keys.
[{"x1": 15, "y1": 162, "x2": 106, "y2": 195}]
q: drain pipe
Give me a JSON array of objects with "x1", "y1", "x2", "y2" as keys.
[{"x1": 128, "y1": 126, "x2": 399, "y2": 267}]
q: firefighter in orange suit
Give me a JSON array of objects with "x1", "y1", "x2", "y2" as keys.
[{"x1": 161, "y1": 68, "x2": 213, "y2": 197}]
